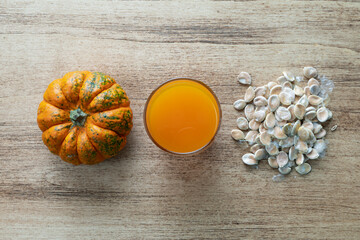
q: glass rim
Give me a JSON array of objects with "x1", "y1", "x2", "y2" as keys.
[{"x1": 143, "y1": 77, "x2": 222, "y2": 156}]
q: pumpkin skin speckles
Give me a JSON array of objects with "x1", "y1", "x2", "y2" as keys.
[{"x1": 37, "y1": 71, "x2": 133, "y2": 165}]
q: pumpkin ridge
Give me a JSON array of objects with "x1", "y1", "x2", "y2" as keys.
[
  {"x1": 80, "y1": 73, "x2": 116, "y2": 110},
  {"x1": 84, "y1": 123, "x2": 107, "y2": 160}
]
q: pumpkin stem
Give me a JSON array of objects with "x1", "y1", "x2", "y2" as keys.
[{"x1": 70, "y1": 108, "x2": 88, "y2": 127}]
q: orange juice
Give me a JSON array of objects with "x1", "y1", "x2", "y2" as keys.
[{"x1": 144, "y1": 79, "x2": 221, "y2": 154}]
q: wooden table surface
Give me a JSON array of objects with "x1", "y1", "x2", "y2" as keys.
[{"x1": 1, "y1": 1, "x2": 360, "y2": 239}]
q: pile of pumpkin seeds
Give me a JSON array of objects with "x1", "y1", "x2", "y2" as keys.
[{"x1": 232, "y1": 67, "x2": 334, "y2": 177}]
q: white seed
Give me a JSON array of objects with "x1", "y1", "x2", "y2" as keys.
[
  {"x1": 231, "y1": 129, "x2": 245, "y2": 141},
  {"x1": 237, "y1": 117, "x2": 249, "y2": 130},
  {"x1": 268, "y1": 95, "x2": 280, "y2": 112},
  {"x1": 254, "y1": 86, "x2": 267, "y2": 97},
  {"x1": 276, "y1": 106, "x2": 291, "y2": 121},
  {"x1": 298, "y1": 95, "x2": 309, "y2": 108},
  {"x1": 314, "y1": 139, "x2": 327, "y2": 155},
  {"x1": 291, "y1": 120, "x2": 301, "y2": 136},
  {"x1": 310, "y1": 85, "x2": 320, "y2": 95},
  {"x1": 242, "y1": 153, "x2": 258, "y2": 165},
  {"x1": 253, "y1": 110, "x2": 266, "y2": 122},
  {"x1": 274, "y1": 126, "x2": 287, "y2": 140},
  {"x1": 279, "y1": 137, "x2": 294, "y2": 148},
  {"x1": 260, "y1": 131, "x2": 272, "y2": 146},
  {"x1": 279, "y1": 166, "x2": 292, "y2": 175},
  {"x1": 305, "y1": 111, "x2": 317, "y2": 120},
  {"x1": 315, "y1": 129, "x2": 326, "y2": 139},
  {"x1": 259, "y1": 123, "x2": 267, "y2": 133},
  {"x1": 298, "y1": 126, "x2": 310, "y2": 141},
  {"x1": 276, "y1": 151, "x2": 289, "y2": 168},
  {"x1": 233, "y1": 99, "x2": 246, "y2": 110},
  {"x1": 268, "y1": 81, "x2": 277, "y2": 90},
  {"x1": 331, "y1": 125, "x2": 338, "y2": 132},
  {"x1": 303, "y1": 67, "x2": 318, "y2": 79},
  {"x1": 308, "y1": 95, "x2": 323, "y2": 105},
  {"x1": 244, "y1": 104, "x2": 255, "y2": 121},
  {"x1": 294, "y1": 85, "x2": 304, "y2": 96},
  {"x1": 265, "y1": 112, "x2": 276, "y2": 129},
  {"x1": 255, "y1": 149, "x2": 268, "y2": 160},
  {"x1": 282, "y1": 81, "x2": 293, "y2": 89},
  {"x1": 302, "y1": 119, "x2": 314, "y2": 131},
  {"x1": 245, "y1": 131, "x2": 259, "y2": 145},
  {"x1": 287, "y1": 105, "x2": 296, "y2": 122},
  {"x1": 237, "y1": 72, "x2": 252, "y2": 85},
  {"x1": 250, "y1": 144, "x2": 262, "y2": 154},
  {"x1": 294, "y1": 103, "x2": 306, "y2": 120},
  {"x1": 295, "y1": 140, "x2": 308, "y2": 154},
  {"x1": 279, "y1": 92, "x2": 292, "y2": 106},
  {"x1": 270, "y1": 85, "x2": 282, "y2": 95},
  {"x1": 295, "y1": 153, "x2": 305, "y2": 165},
  {"x1": 253, "y1": 96, "x2": 268, "y2": 107},
  {"x1": 282, "y1": 87, "x2": 295, "y2": 101},
  {"x1": 313, "y1": 122, "x2": 323, "y2": 134},
  {"x1": 304, "y1": 86, "x2": 311, "y2": 96},
  {"x1": 282, "y1": 123, "x2": 293, "y2": 136},
  {"x1": 266, "y1": 142, "x2": 279, "y2": 155},
  {"x1": 268, "y1": 157, "x2": 278, "y2": 168},
  {"x1": 283, "y1": 71, "x2": 295, "y2": 82},
  {"x1": 277, "y1": 76, "x2": 288, "y2": 85},
  {"x1": 249, "y1": 119, "x2": 261, "y2": 131},
  {"x1": 244, "y1": 86, "x2": 255, "y2": 102},
  {"x1": 308, "y1": 78, "x2": 320, "y2": 87},
  {"x1": 289, "y1": 146, "x2": 298, "y2": 161},
  {"x1": 277, "y1": 120, "x2": 287, "y2": 127},
  {"x1": 306, "y1": 106, "x2": 316, "y2": 113},
  {"x1": 295, "y1": 163, "x2": 312, "y2": 175},
  {"x1": 306, "y1": 148, "x2": 319, "y2": 160},
  {"x1": 317, "y1": 107, "x2": 329, "y2": 122}
]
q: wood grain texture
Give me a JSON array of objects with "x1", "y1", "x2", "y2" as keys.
[{"x1": 1, "y1": 0, "x2": 360, "y2": 239}]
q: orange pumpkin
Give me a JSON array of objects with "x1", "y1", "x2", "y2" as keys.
[{"x1": 37, "y1": 71, "x2": 133, "y2": 165}]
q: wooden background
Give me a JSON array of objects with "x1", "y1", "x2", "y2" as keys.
[{"x1": 1, "y1": 0, "x2": 359, "y2": 239}]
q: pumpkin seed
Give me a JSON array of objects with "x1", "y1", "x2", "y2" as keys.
[
  {"x1": 279, "y1": 92, "x2": 292, "y2": 106},
  {"x1": 295, "y1": 163, "x2": 312, "y2": 175},
  {"x1": 255, "y1": 86, "x2": 268, "y2": 98},
  {"x1": 259, "y1": 123, "x2": 267, "y2": 133},
  {"x1": 237, "y1": 117, "x2": 249, "y2": 130},
  {"x1": 315, "y1": 129, "x2": 326, "y2": 139},
  {"x1": 303, "y1": 67, "x2": 318, "y2": 79},
  {"x1": 282, "y1": 123, "x2": 293, "y2": 136},
  {"x1": 279, "y1": 137, "x2": 294, "y2": 148},
  {"x1": 287, "y1": 105, "x2": 296, "y2": 122},
  {"x1": 313, "y1": 122, "x2": 322, "y2": 134},
  {"x1": 294, "y1": 85, "x2": 304, "y2": 96},
  {"x1": 298, "y1": 126, "x2": 310, "y2": 141},
  {"x1": 268, "y1": 157, "x2": 279, "y2": 168},
  {"x1": 302, "y1": 119, "x2": 314, "y2": 131},
  {"x1": 308, "y1": 95, "x2": 323, "y2": 105},
  {"x1": 295, "y1": 140, "x2": 308, "y2": 154},
  {"x1": 265, "y1": 142, "x2": 279, "y2": 155},
  {"x1": 304, "y1": 86, "x2": 311, "y2": 96},
  {"x1": 305, "y1": 111, "x2": 317, "y2": 120},
  {"x1": 273, "y1": 126, "x2": 287, "y2": 140},
  {"x1": 275, "y1": 106, "x2": 291, "y2": 121},
  {"x1": 317, "y1": 107, "x2": 329, "y2": 122},
  {"x1": 308, "y1": 78, "x2": 320, "y2": 87},
  {"x1": 237, "y1": 72, "x2": 252, "y2": 85},
  {"x1": 306, "y1": 148, "x2": 319, "y2": 160},
  {"x1": 244, "y1": 104, "x2": 255, "y2": 121},
  {"x1": 253, "y1": 96, "x2": 268, "y2": 107},
  {"x1": 245, "y1": 131, "x2": 259, "y2": 145},
  {"x1": 268, "y1": 95, "x2": 280, "y2": 112},
  {"x1": 250, "y1": 144, "x2": 262, "y2": 154},
  {"x1": 305, "y1": 106, "x2": 316, "y2": 113},
  {"x1": 255, "y1": 149, "x2": 268, "y2": 160},
  {"x1": 277, "y1": 151, "x2": 289, "y2": 168},
  {"x1": 253, "y1": 110, "x2": 266, "y2": 122},
  {"x1": 268, "y1": 81, "x2": 278, "y2": 90},
  {"x1": 233, "y1": 99, "x2": 246, "y2": 110},
  {"x1": 291, "y1": 120, "x2": 301, "y2": 136},
  {"x1": 265, "y1": 112, "x2": 276, "y2": 129},
  {"x1": 244, "y1": 86, "x2": 255, "y2": 102},
  {"x1": 242, "y1": 153, "x2": 258, "y2": 165},
  {"x1": 283, "y1": 71, "x2": 295, "y2": 82},
  {"x1": 249, "y1": 119, "x2": 261, "y2": 130},
  {"x1": 260, "y1": 131, "x2": 272, "y2": 146},
  {"x1": 298, "y1": 95, "x2": 309, "y2": 108},
  {"x1": 279, "y1": 166, "x2": 292, "y2": 175},
  {"x1": 277, "y1": 76, "x2": 288, "y2": 85},
  {"x1": 231, "y1": 129, "x2": 245, "y2": 141},
  {"x1": 282, "y1": 81, "x2": 293, "y2": 89},
  {"x1": 310, "y1": 84, "x2": 320, "y2": 95},
  {"x1": 270, "y1": 85, "x2": 282, "y2": 95},
  {"x1": 294, "y1": 103, "x2": 306, "y2": 120},
  {"x1": 295, "y1": 153, "x2": 305, "y2": 166},
  {"x1": 289, "y1": 146, "x2": 298, "y2": 161}
]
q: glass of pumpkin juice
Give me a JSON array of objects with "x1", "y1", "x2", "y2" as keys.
[{"x1": 144, "y1": 78, "x2": 221, "y2": 155}]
